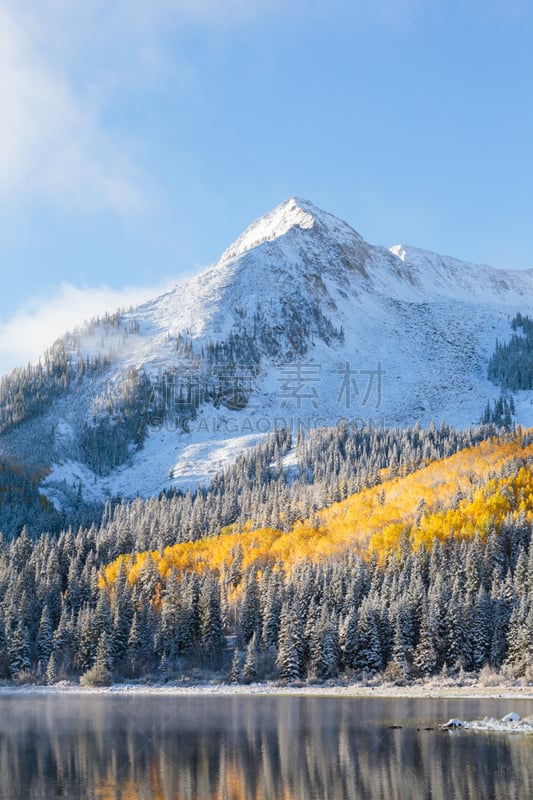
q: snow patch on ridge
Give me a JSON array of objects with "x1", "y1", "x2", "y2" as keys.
[{"x1": 390, "y1": 244, "x2": 407, "y2": 261}]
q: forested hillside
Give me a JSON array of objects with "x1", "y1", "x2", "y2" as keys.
[
  {"x1": 488, "y1": 313, "x2": 533, "y2": 391},
  {"x1": 1, "y1": 423, "x2": 532, "y2": 685},
  {"x1": 104, "y1": 430, "x2": 533, "y2": 579}
]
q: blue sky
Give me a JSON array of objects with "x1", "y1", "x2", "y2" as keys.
[{"x1": 1, "y1": 0, "x2": 532, "y2": 375}]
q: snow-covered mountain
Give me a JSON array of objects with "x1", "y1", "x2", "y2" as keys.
[{"x1": 2, "y1": 196, "x2": 533, "y2": 505}]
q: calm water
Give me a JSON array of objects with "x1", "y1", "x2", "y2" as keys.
[{"x1": 0, "y1": 693, "x2": 532, "y2": 799}]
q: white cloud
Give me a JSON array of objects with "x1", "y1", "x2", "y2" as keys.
[
  {"x1": 0, "y1": 0, "x2": 451, "y2": 216},
  {"x1": 0, "y1": 5, "x2": 143, "y2": 213},
  {"x1": 0, "y1": 0, "x2": 280, "y2": 215},
  {"x1": 4, "y1": 0, "x2": 281, "y2": 52},
  {"x1": 0, "y1": 281, "x2": 174, "y2": 377},
  {"x1": 0, "y1": 0, "x2": 425, "y2": 220}
]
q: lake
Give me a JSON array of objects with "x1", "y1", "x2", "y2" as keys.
[{"x1": 0, "y1": 693, "x2": 532, "y2": 799}]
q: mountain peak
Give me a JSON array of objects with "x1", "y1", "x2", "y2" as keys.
[
  {"x1": 219, "y1": 197, "x2": 317, "y2": 263},
  {"x1": 5, "y1": 195, "x2": 533, "y2": 507},
  {"x1": 219, "y1": 197, "x2": 363, "y2": 263}
]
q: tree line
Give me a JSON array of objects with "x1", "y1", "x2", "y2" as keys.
[{"x1": 0, "y1": 513, "x2": 531, "y2": 685}]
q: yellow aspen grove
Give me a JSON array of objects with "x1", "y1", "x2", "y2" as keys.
[{"x1": 101, "y1": 433, "x2": 533, "y2": 587}]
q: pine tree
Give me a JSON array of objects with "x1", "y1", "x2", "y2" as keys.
[
  {"x1": 276, "y1": 603, "x2": 301, "y2": 681},
  {"x1": 238, "y1": 571, "x2": 262, "y2": 646},
  {"x1": 412, "y1": 609, "x2": 437, "y2": 678},
  {"x1": 76, "y1": 605, "x2": 97, "y2": 672},
  {"x1": 96, "y1": 629, "x2": 113, "y2": 671},
  {"x1": 36, "y1": 605, "x2": 54, "y2": 666},
  {"x1": 45, "y1": 651, "x2": 57, "y2": 685},
  {"x1": 243, "y1": 632, "x2": 258, "y2": 682},
  {"x1": 199, "y1": 573, "x2": 225, "y2": 667},
  {"x1": 94, "y1": 591, "x2": 113, "y2": 639},
  {"x1": 227, "y1": 542, "x2": 244, "y2": 588},
  {"x1": 513, "y1": 548, "x2": 528, "y2": 600},
  {"x1": 229, "y1": 647, "x2": 241, "y2": 684},
  {"x1": 177, "y1": 573, "x2": 200, "y2": 656},
  {"x1": 527, "y1": 539, "x2": 533, "y2": 597},
  {"x1": 446, "y1": 585, "x2": 469, "y2": 672},
  {"x1": 111, "y1": 560, "x2": 134, "y2": 666},
  {"x1": 489, "y1": 575, "x2": 512, "y2": 667},
  {"x1": 387, "y1": 617, "x2": 411, "y2": 684},
  {"x1": 470, "y1": 587, "x2": 491, "y2": 671},
  {"x1": 340, "y1": 609, "x2": 358, "y2": 671},
  {"x1": 81, "y1": 631, "x2": 112, "y2": 687},
  {"x1": 8, "y1": 622, "x2": 31, "y2": 679},
  {"x1": 309, "y1": 608, "x2": 340, "y2": 679},
  {"x1": 505, "y1": 600, "x2": 533, "y2": 677},
  {"x1": 128, "y1": 612, "x2": 149, "y2": 672},
  {"x1": 354, "y1": 602, "x2": 382, "y2": 675},
  {"x1": 0, "y1": 620, "x2": 8, "y2": 679},
  {"x1": 159, "y1": 569, "x2": 181, "y2": 664},
  {"x1": 320, "y1": 618, "x2": 340, "y2": 679},
  {"x1": 52, "y1": 604, "x2": 73, "y2": 676},
  {"x1": 464, "y1": 535, "x2": 483, "y2": 596},
  {"x1": 261, "y1": 579, "x2": 282, "y2": 649}
]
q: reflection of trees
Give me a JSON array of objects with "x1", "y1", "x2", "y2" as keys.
[{"x1": 0, "y1": 697, "x2": 531, "y2": 799}]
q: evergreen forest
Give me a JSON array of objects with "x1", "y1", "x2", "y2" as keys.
[{"x1": 1, "y1": 422, "x2": 533, "y2": 687}]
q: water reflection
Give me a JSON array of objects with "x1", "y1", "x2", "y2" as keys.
[{"x1": 0, "y1": 694, "x2": 532, "y2": 800}]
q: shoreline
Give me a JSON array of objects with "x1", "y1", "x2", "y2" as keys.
[{"x1": 1, "y1": 680, "x2": 533, "y2": 700}]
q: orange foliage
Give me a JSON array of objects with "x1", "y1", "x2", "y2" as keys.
[{"x1": 101, "y1": 433, "x2": 533, "y2": 587}]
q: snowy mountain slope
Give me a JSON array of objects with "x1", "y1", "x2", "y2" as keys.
[{"x1": 2, "y1": 196, "x2": 533, "y2": 505}]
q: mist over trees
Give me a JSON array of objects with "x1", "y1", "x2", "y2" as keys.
[{"x1": 0, "y1": 289, "x2": 348, "y2": 485}]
